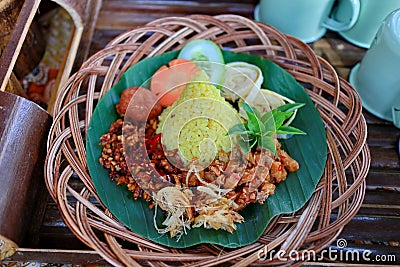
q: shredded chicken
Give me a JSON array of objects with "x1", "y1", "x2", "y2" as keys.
[
  {"x1": 152, "y1": 187, "x2": 194, "y2": 240},
  {"x1": 193, "y1": 197, "x2": 243, "y2": 233}
]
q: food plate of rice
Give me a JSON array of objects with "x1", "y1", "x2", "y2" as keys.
[{"x1": 86, "y1": 46, "x2": 327, "y2": 248}]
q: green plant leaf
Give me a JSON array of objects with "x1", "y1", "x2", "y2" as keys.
[
  {"x1": 238, "y1": 136, "x2": 256, "y2": 154},
  {"x1": 277, "y1": 125, "x2": 306, "y2": 135},
  {"x1": 247, "y1": 112, "x2": 264, "y2": 134},
  {"x1": 239, "y1": 102, "x2": 265, "y2": 135},
  {"x1": 276, "y1": 102, "x2": 305, "y2": 113},
  {"x1": 258, "y1": 135, "x2": 276, "y2": 154},
  {"x1": 241, "y1": 102, "x2": 263, "y2": 120},
  {"x1": 272, "y1": 110, "x2": 293, "y2": 129},
  {"x1": 261, "y1": 111, "x2": 275, "y2": 131},
  {"x1": 86, "y1": 49, "x2": 327, "y2": 249},
  {"x1": 240, "y1": 102, "x2": 253, "y2": 114},
  {"x1": 228, "y1": 123, "x2": 250, "y2": 136},
  {"x1": 227, "y1": 123, "x2": 254, "y2": 138}
]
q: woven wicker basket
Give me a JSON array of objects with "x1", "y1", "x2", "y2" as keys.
[{"x1": 45, "y1": 14, "x2": 370, "y2": 266}]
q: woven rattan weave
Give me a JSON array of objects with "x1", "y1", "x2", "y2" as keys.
[{"x1": 45, "y1": 15, "x2": 370, "y2": 266}]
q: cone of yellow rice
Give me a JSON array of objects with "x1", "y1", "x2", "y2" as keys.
[{"x1": 157, "y1": 71, "x2": 242, "y2": 167}]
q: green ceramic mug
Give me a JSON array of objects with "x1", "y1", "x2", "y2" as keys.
[
  {"x1": 254, "y1": 0, "x2": 360, "y2": 43},
  {"x1": 334, "y1": 0, "x2": 400, "y2": 48},
  {"x1": 349, "y1": 9, "x2": 400, "y2": 127}
]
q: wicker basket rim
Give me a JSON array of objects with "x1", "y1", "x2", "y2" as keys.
[{"x1": 45, "y1": 14, "x2": 370, "y2": 267}]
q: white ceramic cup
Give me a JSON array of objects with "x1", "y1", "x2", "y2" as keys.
[
  {"x1": 254, "y1": 0, "x2": 360, "y2": 43},
  {"x1": 349, "y1": 9, "x2": 400, "y2": 127}
]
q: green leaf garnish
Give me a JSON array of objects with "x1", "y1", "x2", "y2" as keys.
[
  {"x1": 238, "y1": 136, "x2": 256, "y2": 154},
  {"x1": 272, "y1": 110, "x2": 293, "y2": 129},
  {"x1": 241, "y1": 102, "x2": 265, "y2": 134},
  {"x1": 276, "y1": 125, "x2": 306, "y2": 135},
  {"x1": 229, "y1": 102, "x2": 306, "y2": 154},
  {"x1": 246, "y1": 111, "x2": 264, "y2": 134},
  {"x1": 276, "y1": 103, "x2": 305, "y2": 113},
  {"x1": 261, "y1": 110, "x2": 275, "y2": 130},
  {"x1": 258, "y1": 135, "x2": 276, "y2": 154},
  {"x1": 228, "y1": 123, "x2": 250, "y2": 136}
]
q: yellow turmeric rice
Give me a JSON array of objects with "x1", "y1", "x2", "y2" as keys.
[{"x1": 157, "y1": 71, "x2": 242, "y2": 166}]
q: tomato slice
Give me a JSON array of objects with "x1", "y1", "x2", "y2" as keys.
[
  {"x1": 178, "y1": 39, "x2": 225, "y2": 86},
  {"x1": 150, "y1": 59, "x2": 199, "y2": 107}
]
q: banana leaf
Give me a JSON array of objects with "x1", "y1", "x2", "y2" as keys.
[{"x1": 86, "y1": 50, "x2": 327, "y2": 248}]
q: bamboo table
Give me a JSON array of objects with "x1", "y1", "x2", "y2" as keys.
[{"x1": 5, "y1": 0, "x2": 400, "y2": 265}]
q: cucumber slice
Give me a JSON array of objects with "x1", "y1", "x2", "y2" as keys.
[{"x1": 178, "y1": 39, "x2": 225, "y2": 86}]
